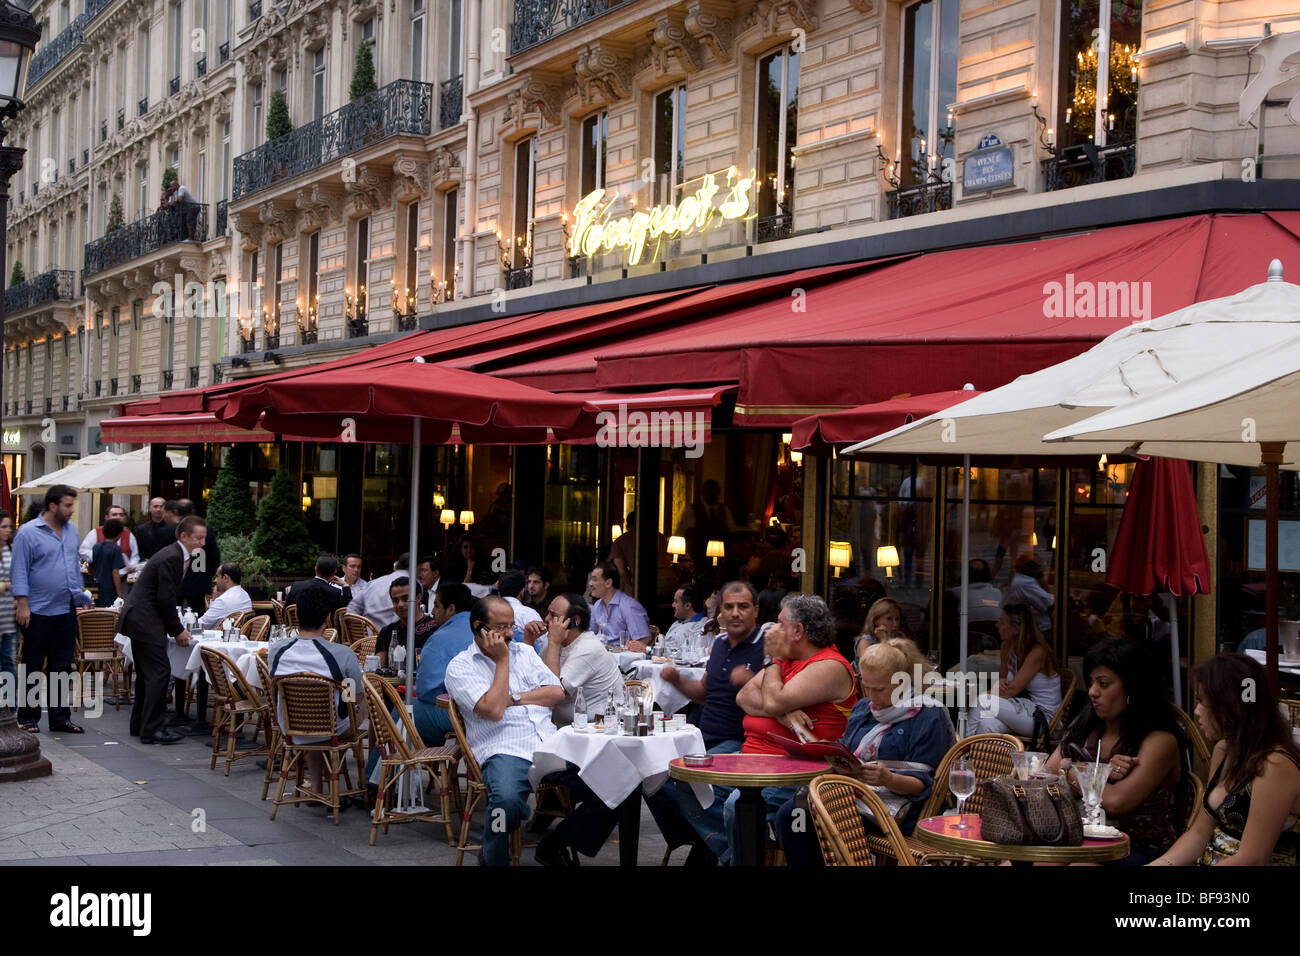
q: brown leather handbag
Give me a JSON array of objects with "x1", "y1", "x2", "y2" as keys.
[{"x1": 981, "y1": 774, "x2": 1084, "y2": 846}]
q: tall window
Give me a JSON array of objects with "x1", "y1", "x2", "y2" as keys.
[
  {"x1": 900, "y1": 0, "x2": 958, "y2": 188},
  {"x1": 49, "y1": 109, "x2": 59, "y2": 173},
  {"x1": 118, "y1": 43, "x2": 126, "y2": 112},
  {"x1": 580, "y1": 112, "x2": 607, "y2": 195},
  {"x1": 404, "y1": 202, "x2": 419, "y2": 308},
  {"x1": 755, "y1": 46, "x2": 799, "y2": 221},
  {"x1": 196, "y1": 140, "x2": 206, "y2": 201},
  {"x1": 448, "y1": 0, "x2": 461, "y2": 76},
  {"x1": 306, "y1": 231, "x2": 320, "y2": 331},
  {"x1": 159, "y1": 293, "x2": 173, "y2": 374},
  {"x1": 59, "y1": 0, "x2": 69, "y2": 29},
  {"x1": 312, "y1": 48, "x2": 326, "y2": 120},
  {"x1": 362, "y1": 18, "x2": 377, "y2": 85},
  {"x1": 188, "y1": 304, "x2": 202, "y2": 371},
  {"x1": 212, "y1": 275, "x2": 227, "y2": 362},
  {"x1": 223, "y1": 0, "x2": 231, "y2": 48},
  {"x1": 137, "y1": 24, "x2": 150, "y2": 104},
  {"x1": 356, "y1": 217, "x2": 371, "y2": 314},
  {"x1": 511, "y1": 138, "x2": 535, "y2": 270},
  {"x1": 443, "y1": 187, "x2": 457, "y2": 296},
  {"x1": 170, "y1": 2, "x2": 182, "y2": 83},
  {"x1": 249, "y1": 248, "x2": 259, "y2": 327},
  {"x1": 96, "y1": 183, "x2": 106, "y2": 232},
  {"x1": 273, "y1": 241, "x2": 284, "y2": 334},
  {"x1": 199, "y1": 0, "x2": 209, "y2": 64},
  {"x1": 220, "y1": 120, "x2": 230, "y2": 199},
  {"x1": 132, "y1": 300, "x2": 145, "y2": 384},
  {"x1": 652, "y1": 86, "x2": 686, "y2": 204},
  {"x1": 137, "y1": 165, "x2": 147, "y2": 217},
  {"x1": 410, "y1": 0, "x2": 425, "y2": 81},
  {"x1": 1057, "y1": 0, "x2": 1141, "y2": 147},
  {"x1": 251, "y1": 83, "x2": 263, "y2": 146}
]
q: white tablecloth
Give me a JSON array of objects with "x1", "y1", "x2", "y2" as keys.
[
  {"x1": 529, "y1": 724, "x2": 706, "y2": 809},
  {"x1": 613, "y1": 650, "x2": 648, "y2": 671},
  {"x1": 627, "y1": 660, "x2": 707, "y2": 716},
  {"x1": 114, "y1": 634, "x2": 267, "y2": 681},
  {"x1": 1244, "y1": 648, "x2": 1300, "y2": 675}
]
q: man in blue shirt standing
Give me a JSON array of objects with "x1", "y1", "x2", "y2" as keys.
[{"x1": 12, "y1": 484, "x2": 93, "y2": 733}]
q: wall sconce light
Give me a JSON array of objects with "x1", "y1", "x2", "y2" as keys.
[
  {"x1": 667, "y1": 536, "x2": 686, "y2": 563},
  {"x1": 459, "y1": 510, "x2": 475, "y2": 530},
  {"x1": 877, "y1": 545, "x2": 900, "y2": 579},
  {"x1": 1031, "y1": 531, "x2": 1039, "y2": 547},
  {"x1": 440, "y1": 509, "x2": 455, "y2": 530},
  {"x1": 611, "y1": 524, "x2": 622, "y2": 540},
  {"x1": 828, "y1": 540, "x2": 852, "y2": 578},
  {"x1": 706, "y1": 540, "x2": 725, "y2": 566},
  {"x1": 433, "y1": 492, "x2": 445, "y2": 510}
]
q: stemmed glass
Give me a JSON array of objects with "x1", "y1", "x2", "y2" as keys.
[
  {"x1": 1073, "y1": 762, "x2": 1112, "y2": 827},
  {"x1": 949, "y1": 756, "x2": 976, "y2": 830}
]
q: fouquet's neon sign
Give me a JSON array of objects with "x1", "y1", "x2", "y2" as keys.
[{"x1": 568, "y1": 166, "x2": 755, "y2": 266}]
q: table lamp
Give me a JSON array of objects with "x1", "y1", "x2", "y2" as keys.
[
  {"x1": 706, "y1": 540, "x2": 725, "y2": 566},
  {"x1": 611, "y1": 524, "x2": 622, "y2": 540},
  {"x1": 877, "y1": 545, "x2": 900, "y2": 578},
  {"x1": 667, "y1": 536, "x2": 686, "y2": 563},
  {"x1": 828, "y1": 540, "x2": 852, "y2": 577},
  {"x1": 440, "y1": 509, "x2": 455, "y2": 529},
  {"x1": 459, "y1": 510, "x2": 474, "y2": 530}
]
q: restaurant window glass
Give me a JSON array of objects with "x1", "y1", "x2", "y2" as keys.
[
  {"x1": 755, "y1": 46, "x2": 799, "y2": 221},
  {"x1": 579, "y1": 112, "x2": 606, "y2": 196},
  {"x1": 404, "y1": 202, "x2": 419, "y2": 311},
  {"x1": 652, "y1": 86, "x2": 686, "y2": 204},
  {"x1": 899, "y1": 0, "x2": 958, "y2": 187},
  {"x1": 1057, "y1": 0, "x2": 1141, "y2": 147},
  {"x1": 542, "y1": 445, "x2": 603, "y2": 593},
  {"x1": 829, "y1": 460, "x2": 936, "y2": 659},
  {"x1": 511, "y1": 139, "x2": 535, "y2": 270},
  {"x1": 442, "y1": 187, "x2": 457, "y2": 297}
]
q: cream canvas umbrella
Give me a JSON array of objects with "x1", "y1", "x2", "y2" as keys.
[{"x1": 16, "y1": 451, "x2": 127, "y2": 496}]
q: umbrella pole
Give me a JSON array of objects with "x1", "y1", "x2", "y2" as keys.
[
  {"x1": 1263, "y1": 442, "x2": 1283, "y2": 696},
  {"x1": 405, "y1": 418, "x2": 421, "y2": 709},
  {"x1": 959, "y1": 455, "x2": 970, "y2": 736},
  {"x1": 1163, "y1": 593, "x2": 1183, "y2": 707}
]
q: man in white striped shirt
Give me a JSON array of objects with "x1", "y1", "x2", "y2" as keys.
[{"x1": 445, "y1": 596, "x2": 564, "y2": 866}]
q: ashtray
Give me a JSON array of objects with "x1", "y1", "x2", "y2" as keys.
[{"x1": 682, "y1": 754, "x2": 714, "y2": 767}]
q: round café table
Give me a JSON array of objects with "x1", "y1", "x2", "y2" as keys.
[
  {"x1": 669, "y1": 753, "x2": 831, "y2": 866},
  {"x1": 912, "y1": 814, "x2": 1132, "y2": 863}
]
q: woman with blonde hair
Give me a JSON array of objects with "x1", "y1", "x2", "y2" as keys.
[
  {"x1": 964, "y1": 602, "x2": 1061, "y2": 736},
  {"x1": 853, "y1": 597, "x2": 908, "y2": 659}
]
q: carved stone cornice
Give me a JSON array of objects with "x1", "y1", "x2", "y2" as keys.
[
  {"x1": 504, "y1": 73, "x2": 564, "y2": 128},
  {"x1": 233, "y1": 211, "x2": 264, "y2": 250},
  {"x1": 344, "y1": 165, "x2": 391, "y2": 217},
  {"x1": 651, "y1": 12, "x2": 703, "y2": 78},
  {"x1": 686, "y1": 1, "x2": 735, "y2": 63},
  {"x1": 295, "y1": 183, "x2": 344, "y2": 231},
  {"x1": 744, "y1": 0, "x2": 818, "y2": 37},
  {"x1": 258, "y1": 200, "x2": 298, "y2": 244},
  {"x1": 574, "y1": 41, "x2": 635, "y2": 107},
  {"x1": 392, "y1": 153, "x2": 430, "y2": 200},
  {"x1": 178, "y1": 252, "x2": 212, "y2": 284},
  {"x1": 430, "y1": 147, "x2": 461, "y2": 190}
]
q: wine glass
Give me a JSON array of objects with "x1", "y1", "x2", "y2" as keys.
[
  {"x1": 949, "y1": 756, "x2": 977, "y2": 830},
  {"x1": 926, "y1": 650, "x2": 940, "y2": 672},
  {"x1": 1073, "y1": 762, "x2": 1112, "y2": 827}
]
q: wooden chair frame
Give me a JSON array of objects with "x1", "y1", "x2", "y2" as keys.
[
  {"x1": 442, "y1": 694, "x2": 522, "y2": 866},
  {"x1": 75, "y1": 608, "x2": 127, "y2": 710},
  {"x1": 810, "y1": 774, "x2": 916, "y2": 866},
  {"x1": 199, "y1": 646, "x2": 273, "y2": 775},
  {"x1": 241, "y1": 614, "x2": 271, "y2": 642},
  {"x1": 1173, "y1": 706, "x2": 1213, "y2": 778},
  {"x1": 341, "y1": 613, "x2": 381, "y2": 647},
  {"x1": 268, "y1": 673, "x2": 367, "y2": 824}
]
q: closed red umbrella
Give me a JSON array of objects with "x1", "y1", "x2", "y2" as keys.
[
  {"x1": 0, "y1": 462, "x2": 10, "y2": 515},
  {"x1": 791, "y1": 389, "x2": 982, "y2": 454},
  {"x1": 1105, "y1": 457, "x2": 1211, "y2": 701}
]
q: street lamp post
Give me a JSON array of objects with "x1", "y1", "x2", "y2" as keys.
[{"x1": 0, "y1": 0, "x2": 46, "y2": 783}]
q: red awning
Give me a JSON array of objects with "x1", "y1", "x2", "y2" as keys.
[
  {"x1": 101, "y1": 412, "x2": 277, "y2": 444},
  {"x1": 791, "y1": 389, "x2": 983, "y2": 454},
  {"x1": 551, "y1": 385, "x2": 735, "y2": 445}
]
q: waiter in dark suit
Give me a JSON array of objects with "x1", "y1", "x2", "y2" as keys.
[
  {"x1": 285, "y1": 555, "x2": 352, "y2": 615},
  {"x1": 121, "y1": 514, "x2": 206, "y2": 744}
]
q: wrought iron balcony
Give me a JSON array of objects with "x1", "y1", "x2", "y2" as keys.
[
  {"x1": 397, "y1": 312, "x2": 419, "y2": 332},
  {"x1": 219, "y1": 42, "x2": 230, "y2": 63},
  {"x1": 138, "y1": 96, "x2": 148, "y2": 116},
  {"x1": 439, "y1": 75, "x2": 462, "y2": 129},
  {"x1": 240, "y1": 333, "x2": 256, "y2": 353},
  {"x1": 62, "y1": 395, "x2": 70, "y2": 411},
  {"x1": 347, "y1": 317, "x2": 369, "y2": 338},
  {"x1": 130, "y1": 374, "x2": 141, "y2": 393},
  {"x1": 886, "y1": 180, "x2": 953, "y2": 220},
  {"x1": 1042, "y1": 141, "x2": 1136, "y2": 192},
  {"x1": 512, "y1": 0, "x2": 631, "y2": 54},
  {"x1": 756, "y1": 210, "x2": 793, "y2": 243},
  {"x1": 299, "y1": 327, "x2": 317, "y2": 345},
  {"x1": 169, "y1": 76, "x2": 180, "y2": 96},
  {"x1": 215, "y1": 199, "x2": 228, "y2": 236},
  {"x1": 504, "y1": 266, "x2": 533, "y2": 290},
  {"x1": 196, "y1": 57, "x2": 207, "y2": 78},
  {"x1": 44, "y1": 397, "x2": 52, "y2": 414},
  {"x1": 211, "y1": 363, "x2": 223, "y2": 384},
  {"x1": 5, "y1": 269, "x2": 77, "y2": 313},
  {"x1": 25, "y1": 12, "x2": 87, "y2": 90},
  {"x1": 109, "y1": 378, "x2": 118, "y2": 396},
  {"x1": 84, "y1": 202, "x2": 209, "y2": 278},
  {"x1": 188, "y1": 365, "x2": 199, "y2": 388},
  {"x1": 264, "y1": 331, "x2": 279, "y2": 350},
  {"x1": 162, "y1": 368, "x2": 173, "y2": 389},
  {"x1": 232, "y1": 79, "x2": 433, "y2": 200}
]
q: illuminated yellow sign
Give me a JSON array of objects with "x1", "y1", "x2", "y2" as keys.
[
  {"x1": 2, "y1": 428, "x2": 19, "y2": 448},
  {"x1": 568, "y1": 166, "x2": 755, "y2": 265}
]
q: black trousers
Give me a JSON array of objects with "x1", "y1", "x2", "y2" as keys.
[
  {"x1": 16, "y1": 611, "x2": 77, "y2": 727},
  {"x1": 129, "y1": 638, "x2": 171, "y2": 739},
  {"x1": 547, "y1": 765, "x2": 698, "y2": 858}
]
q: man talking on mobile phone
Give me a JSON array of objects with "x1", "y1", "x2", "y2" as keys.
[{"x1": 445, "y1": 596, "x2": 565, "y2": 866}]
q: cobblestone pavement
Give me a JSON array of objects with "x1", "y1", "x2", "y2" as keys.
[{"x1": 0, "y1": 698, "x2": 683, "y2": 867}]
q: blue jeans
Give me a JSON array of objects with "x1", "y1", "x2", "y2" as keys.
[
  {"x1": 722, "y1": 785, "x2": 797, "y2": 864},
  {"x1": 0, "y1": 631, "x2": 16, "y2": 711},
  {"x1": 670, "y1": 738, "x2": 743, "y2": 862},
  {"x1": 413, "y1": 697, "x2": 452, "y2": 745},
  {"x1": 480, "y1": 754, "x2": 534, "y2": 867}
]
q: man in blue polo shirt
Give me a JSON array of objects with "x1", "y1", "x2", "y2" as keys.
[
  {"x1": 12, "y1": 484, "x2": 93, "y2": 733},
  {"x1": 412, "y1": 582, "x2": 475, "y2": 744},
  {"x1": 644, "y1": 580, "x2": 763, "y2": 865}
]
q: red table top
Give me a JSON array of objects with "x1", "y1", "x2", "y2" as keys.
[
  {"x1": 917, "y1": 814, "x2": 1121, "y2": 847},
  {"x1": 668, "y1": 753, "x2": 832, "y2": 787}
]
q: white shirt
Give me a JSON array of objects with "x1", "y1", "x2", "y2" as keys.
[
  {"x1": 551, "y1": 631, "x2": 623, "y2": 726},
  {"x1": 445, "y1": 641, "x2": 560, "y2": 763},
  {"x1": 197, "y1": 584, "x2": 252, "y2": 630},
  {"x1": 664, "y1": 617, "x2": 706, "y2": 647},
  {"x1": 80, "y1": 527, "x2": 142, "y2": 572},
  {"x1": 504, "y1": 595, "x2": 545, "y2": 656},
  {"x1": 349, "y1": 569, "x2": 402, "y2": 627},
  {"x1": 950, "y1": 582, "x2": 1003, "y2": 623},
  {"x1": 345, "y1": 577, "x2": 369, "y2": 607}
]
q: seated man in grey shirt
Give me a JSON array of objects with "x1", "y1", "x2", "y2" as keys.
[{"x1": 270, "y1": 583, "x2": 368, "y2": 798}]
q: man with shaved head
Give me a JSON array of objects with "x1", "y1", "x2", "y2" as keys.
[{"x1": 444, "y1": 595, "x2": 564, "y2": 866}]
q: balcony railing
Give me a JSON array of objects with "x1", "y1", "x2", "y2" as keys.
[
  {"x1": 264, "y1": 331, "x2": 279, "y2": 350},
  {"x1": 886, "y1": 180, "x2": 953, "y2": 220},
  {"x1": 169, "y1": 76, "x2": 180, "y2": 96},
  {"x1": 439, "y1": 75, "x2": 462, "y2": 129},
  {"x1": 187, "y1": 365, "x2": 199, "y2": 388},
  {"x1": 504, "y1": 266, "x2": 533, "y2": 290},
  {"x1": 397, "y1": 312, "x2": 419, "y2": 332},
  {"x1": 347, "y1": 317, "x2": 369, "y2": 338},
  {"x1": 299, "y1": 327, "x2": 317, "y2": 345},
  {"x1": 26, "y1": 12, "x2": 87, "y2": 90},
  {"x1": 240, "y1": 333, "x2": 256, "y2": 353},
  {"x1": 232, "y1": 79, "x2": 433, "y2": 200},
  {"x1": 512, "y1": 0, "x2": 631, "y2": 54},
  {"x1": 5, "y1": 269, "x2": 77, "y2": 312},
  {"x1": 130, "y1": 374, "x2": 141, "y2": 393},
  {"x1": 138, "y1": 96, "x2": 148, "y2": 116},
  {"x1": 219, "y1": 42, "x2": 230, "y2": 63},
  {"x1": 44, "y1": 397, "x2": 52, "y2": 414},
  {"x1": 756, "y1": 210, "x2": 793, "y2": 243},
  {"x1": 215, "y1": 199, "x2": 228, "y2": 236},
  {"x1": 94, "y1": 379, "x2": 102, "y2": 397},
  {"x1": 162, "y1": 369, "x2": 173, "y2": 389},
  {"x1": 1042, "y1": 141, "x2": 1136, "y2": 192},
  {"x1": 109, "y1": 377, "x2": 118, "y2": 396},
  {"x1": 84, "y1": 202, "x2": 208, "y2": 278},
  {"x1": 196, "y1": 57, "x2": 207, "y2": 78},
  {"x1": 211, "y1": 362, "x2": 223, "y2": 384}
]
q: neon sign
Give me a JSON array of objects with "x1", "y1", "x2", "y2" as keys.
[{"x1": 568, "y1": 166, "x2": 755, "y2": 266}]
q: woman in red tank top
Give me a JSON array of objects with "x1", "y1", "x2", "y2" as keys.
[{"x1": 737, "y1": 596, "x2": 858, "y2": 755}]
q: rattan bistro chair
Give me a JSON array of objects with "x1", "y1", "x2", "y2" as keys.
[
  {"x1": 1173, "y1": 706, "x2": 1213, "y2": 778},
  {"x1": 442, "y1": 693, "x2": 522, "y2": 866},
  {"x1": 341, "y1": 613, "x2": 381, "y2": 647},
  {"x1": 242, "y1": 614, "x2": 271, "y2": 642},
  {"x1": 199, "y1": 646, "x2": 273, "y2": 775},
  {"x1": 363, "y1": 675, "x2": 462, "y2": 846},
  {"x1": 810, "y1": 774, "x2": 916, "y2": 866},
  {"x1": 1015, "y1": 669, "x2": 1077, "y2": 749},
  {"x1": 283, "y1": 602, "x2": 300, "y2": 631},
  {"x1": 350, "y1": 636, "x2": 377, "y2": 660},
  {"x1": 863, "y1": 732, "x2": 1023, "y2": 865},
  {"x1": 75, "y1": 608, "x2": 127, "y2": 709},
  {"x1": 268, "y1": 673, "x2": 367, "y2": 824},
  {"x1": 254, "y1": 655, "x2": 281, "y2": 800}
]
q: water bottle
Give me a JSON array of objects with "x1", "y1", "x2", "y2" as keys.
[
  {"x1": 392, "y1": 642, "x2": 407, "y2": 675},
  {"x1": 603, "y1": 692, "x2": 618, "y2": 735},
  {"x1": 572, "y1": 688, "x2": 588, "y2": 731}
]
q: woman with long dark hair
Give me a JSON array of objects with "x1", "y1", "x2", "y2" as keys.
[
  {"x1": 964, "y1": 603, "x2": 1061, "y2": 736},
  {"x1": 1150, "y1": 653, "x2": 1300, "y2": 866},
  {"x1": 0, "y1": 510, "x2": 14, "y2": 713},
  {"x1": 1044, "y1": 637, "x2": 1181, "y2": 864}
]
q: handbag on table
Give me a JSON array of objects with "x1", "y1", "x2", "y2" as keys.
[{"x1": 981, "y1": 773, "x2": 1084, "y2": 846}]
